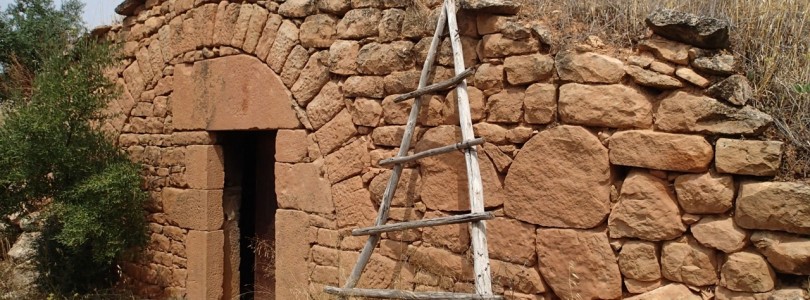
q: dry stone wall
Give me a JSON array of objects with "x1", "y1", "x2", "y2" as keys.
[{"x1": 102, "y1": 0, "x2": 810, "y2": 299}]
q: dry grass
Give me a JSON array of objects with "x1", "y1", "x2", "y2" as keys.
[{"x1": 521, "y1": 0, "x2": 810, "y2": 180}]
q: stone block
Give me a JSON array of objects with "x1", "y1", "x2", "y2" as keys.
[
  {"x1": 163, "y1": 188, "x2": 224, "y2": 231},
  {"x1": 715, "y1": 138, "x2": 783, "y2": 176},
  {"x1": 186, "y1": 230, "x2": 224, "y2": 300},
  {"x1": 184, "y1": 145, "x2": 224, "y2": 190},
  {"x1": 609, "y1": 130, "x2": 713, "y2": 172}
]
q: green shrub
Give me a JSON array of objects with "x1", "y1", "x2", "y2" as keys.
[{"x1": 0, "y1": 0, "x2": 147, "y2": 295}]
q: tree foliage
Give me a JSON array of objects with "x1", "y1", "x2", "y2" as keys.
[{"x1": 0, "y1": 0, "x2": 147, "y2": 295}]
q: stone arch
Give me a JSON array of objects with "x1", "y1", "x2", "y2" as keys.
[{"x1": 171, "y1": 54, "x2": 300, "y2": 131}]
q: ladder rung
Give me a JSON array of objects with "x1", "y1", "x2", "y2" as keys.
[
  {"x1": 379, "y1": 138, "x2": 485, "y2": 166},
  {"x1": 393, "y1": 68, "x2": 475, "y2": 103},
  {"x1": 324, "y1": 286, "x2": 504, "y2": 299},
  {"x1": 352, "y1": 212, "x2": 493, "y2": 236}
]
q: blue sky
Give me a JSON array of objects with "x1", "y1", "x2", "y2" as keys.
[{"x1": 0, "y1": 0, "x2": 119, "y2": 29}]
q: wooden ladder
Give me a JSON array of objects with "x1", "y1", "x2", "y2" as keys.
[{"x1": 323, "y1": 0, "x2": 502, "y2": 299}]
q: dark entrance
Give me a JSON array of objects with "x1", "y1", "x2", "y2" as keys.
[{"x1": 221, "y1": 131, "x2": 277, "y2": 300}]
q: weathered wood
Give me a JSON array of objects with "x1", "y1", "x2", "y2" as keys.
[
  {"x1": 325, "y1": 287, "x2": 504, "y2": 299},
  {"x1": 393, "y1": 68, "x2": 475, "y2": 103},
  {"x1": 340, "y1": 7, "x2": 449, "y2": 296},
  {"x1": 379, "y1": 138, "x2": 485, "y2": 166},
  {"x1": 445, "y1": 0, "x2": 495, "y2": 296},
  {"x1": 352, "y1": 212, "x2": 493, "y2": 236}
]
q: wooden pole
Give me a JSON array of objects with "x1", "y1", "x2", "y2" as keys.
[
  {"x1": 337, "y1": 7, "x2": 449, "y2": 296},
  {"x1": 352, "y1": 212, "x2": 493, "y2": 236},
  {"x1": 379, "y1": 138, "x2": 485, "y2": 166},
  {"x1": 444, "y1": 0, "x2": 495, "y2": 296},
  {"x1": 393, "y1": 68, "x2": 475, "y2": 102},
  {"x1": 324, "y1": 287, "x2": 504, "y2": 299}
]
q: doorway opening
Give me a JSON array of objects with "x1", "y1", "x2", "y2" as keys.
[{"x1": 221, "y1": 131, "x2": 277, "y2": 300}]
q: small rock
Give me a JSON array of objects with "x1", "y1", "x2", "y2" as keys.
[
  {"x1": 531, "y1": 24, "x2": 554, "y2": 45},
  {"x1": 638, "y1": 38, "x2": 691, "y2": 65},
  {"x1": 619, "y1": 240, "x2": 662, "y2": 281},
  {"x1": 624, "y1": 278, "x2": 664, "y2": 294},
  {"x1": 624, "y1": 284, "x2": 701, "y2": 300},
  {"x1": 461, "y1": 0, "x2": 520, "y2": 15},
  {"x1": 655, "y1": 91, "x2": 773, "y2": 135},
  {"x1": 674, "y1": 171, "x2": 735, "y2": 214},
  {"x1": 626, "y1": 65, "x2": 684, "y2": 89},
  {"x1": 627, "y1": 54, "x2": 655, "y2": 68},
  {"x1": 8, "y1": 232, "x2": 40, "y2": 264},
  {"x1": 523, "y1": 83, "x2": 556, "y2": 124},
  {"x1": 720, "y1": 251, "x2": 776, "y2": 293},
  {"x1": 646, "y1": 8, "x2": 730, "y2": 49},
  {"x1": 706, "y1": 75, "x2": 754, "y2": 106},
  {"x1": 608, "y1": 170, "x2": 686, "y2": 241},
  {"x1": 555, "y1": 50, "x2": 626, "y2": 83},
  {"x1": 692, "y1": 54, "x2": 736, "y2": 75},
  {"x1": 690, "y1": 215, "x2": 749, "y2": 253},
  {"x1": 661, "y1": 235, "x2": 719, "y2": 287},
  {"x1": 750, "y1": 231, "x2": 810, "y2": 275},
  {"x1": 650, "y1": 61, "x2": 676, "y2": 75},
  {"x1": 715, "y1": 138, "x2": 783, "y2": 176},
  {"x1": 735, "y1": 181, "x2": 810, "y2": 235},
  {"x1": 681, "y1": 214, "x2": 702, "y2": 225},
  {"x1": 675, "y1": 67, "x2": 711, "y2": 87}
]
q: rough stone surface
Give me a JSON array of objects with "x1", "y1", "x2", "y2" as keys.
[
  {"x1": 503, "y1": 54, "x2": 554, "y2": 85},
  {"x1": 328, "y1": 40, "x2": 360, "y2": 75},
  {"x1": 324, "y1": 137, "x2": 370, "y2": 184},
  {"x1": 474, "y1": 63, "x2": 504, "y2": 95},
  {"x1": 720, "y1": 251, "x2": 776, "y2": 293},
  {"x1": 368, "y1": 168, "x2": 421, "y2": 206},
  {"x1": 674, "y1": 171, "x2": 735, "y2": 214},
  {"x1": 415, "y1": 126, "x2": 504, "y2": 211},
  {"x1": 675, "y1": 67, "x2": 711, "y2": 87},
  {"x1": 706, "y1": 75, "x2": 753, "y2": 106},
  {"x1": 306, "y1": 81, "x2": 345, "y2": 130},
  {"x1": 523, "y1": 83, "x2": 556, "y2": 124},
  {"x1": 291, "y1": 52, "x2": 331, "y2": 106},
  {"x1": 691, "y1": 215, "x2": 748, "y2": 253},
  {"x1": 735, "y1": 181, "x2": 810, "y2": 235},
  {"x1": 559, "y1": 83, "x2": 653, "y2": 128},
  {"x1": 555, "y1": 50, "x2": 626, "y2": 83},
  {"x1": 344, "y1": 76, "x2": 385, "y2": 98},
  {"x1": 275, "y1": 162, "x2": 334, "y2": 214},
  {"x1": 336, "y1": 8, "x2": 382, "y2": 39},
  {"x1": 275, "y1": 130, "x2": 309, "y2": 163},
  {"x1": 274, "y1": 210, "x2": 310, "y2": 299},
  {"x1": 646, "y1": 8, "x2": 730, "y2": 49},
  {"x1": 486, "y1": 88, "x2": 524, "y2": 123},
  {"x1": 505, "y1": 126, "x2": 610, "y2": 228},
  {"x1": 624, "y1": 284, "x2": 701, "y2": 300},
  {"x1": 299, "y1": 14, "x2": 337, "y2": 48},
  {"x1": 609, "y1": 170, "x2": 686, "y2": 241},
  {"x1": 655, "y1": 91, "x2": 773, "y2": 135},
  {"x1": 715, "y1": 138, "x2": 783, "y2": 176},
  {"x1": 750, "y1": 231, "x2": 810, "y2": 275},
  {"x1": 661, "y1": 235, "x2": 719, "y2": 287},
  {"x1": 461, "y1": 0, "x2": 520, "y2": 14},
  {"x1": 626, "y1": 65, "x2": 684, "y2": 89},
  {"x1": 618, "y1": 240, "x2": 661, "y2": 281},
  {"x1": 314, "y1": 109, "x2": 357, "y2": 155},
  {"x1": 187, "y1": 230, "x2": 225, "y2": 300},
  {"x1": 625, "y1": 278, "x2": 663, "y2": 294},
  {"x1": 481, "y1": 34, "x2": 539, "y2": 58},
  {"x1": 692, "y1": 54, "x2": 735, "y2": 75},
  {"x1": 487, "y1": 217, "x2": 536, "y2": 266},
  {"x1": 162, "y1": 188, "x2": 224, "y2": 231},
  {"x1": 535, "y1": 228, "x2": 622, "y2": 300},
  {"x1": 357, "y1": 41, "x2": 414, "y2": 75},
  {"x1": 609, "y1": 130, "x2": 713, "y2": 172},
  {"x1": 490, "y1": 259, "x2": 546, "y2": 294},
  {"x1": 638, "y1": 38, "x2": 691, "y2": 65},
  {"x1": 349, "y1": 97, "x2": 383, "y2": 127},
  {"x1": 331, "y1": 176, "x2": 376, "y2": 229}
]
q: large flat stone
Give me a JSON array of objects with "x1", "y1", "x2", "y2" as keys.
[
  {"x1": 505, "y1": 126, "x2": 610, "y2": 228},
  {"x1": 275, "y1": 162, "x2": 334, "y2": 214},
  {"x1": 536, "y1": 228, "x2": 622, "y2": 300},
  {"x1": 750, "y1": 231, "x2": 810, "y2": 275},
  {"x1": 555, "y1": 50, "x2": 625, "y2": 83},
  {"x1": 655, "y1": 91, "x2": 772, "y2": 135},
  {"x1": 609, "y1": 130, "x2": 713, "y2": 172},
  {"x1": 172, "y1": 55, "x2": 300, "y2": 130},
  {"x1": 559, "y1": 83, "x2": 653, "y2": 128},
  {"x1": 645, "y1": 8, "x2": 730, "y2": 49},
  {"x1": 715, "y1": 138, "x2": 783, "y2": 176}
]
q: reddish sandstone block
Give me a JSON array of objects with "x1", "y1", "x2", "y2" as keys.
[
  {"x1": 184, "y1": 145, "x2": 224, "y2": 190},
  {"x1": 186, "y1": 230, "x2": 224, "y2": 300},
  {"x1": 162, "y1": 188, "x2": 224, "y2": 231}
]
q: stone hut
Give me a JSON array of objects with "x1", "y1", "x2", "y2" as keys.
[{"x1": 100, "y1": 0, "x2": 810, "y2": 299}]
